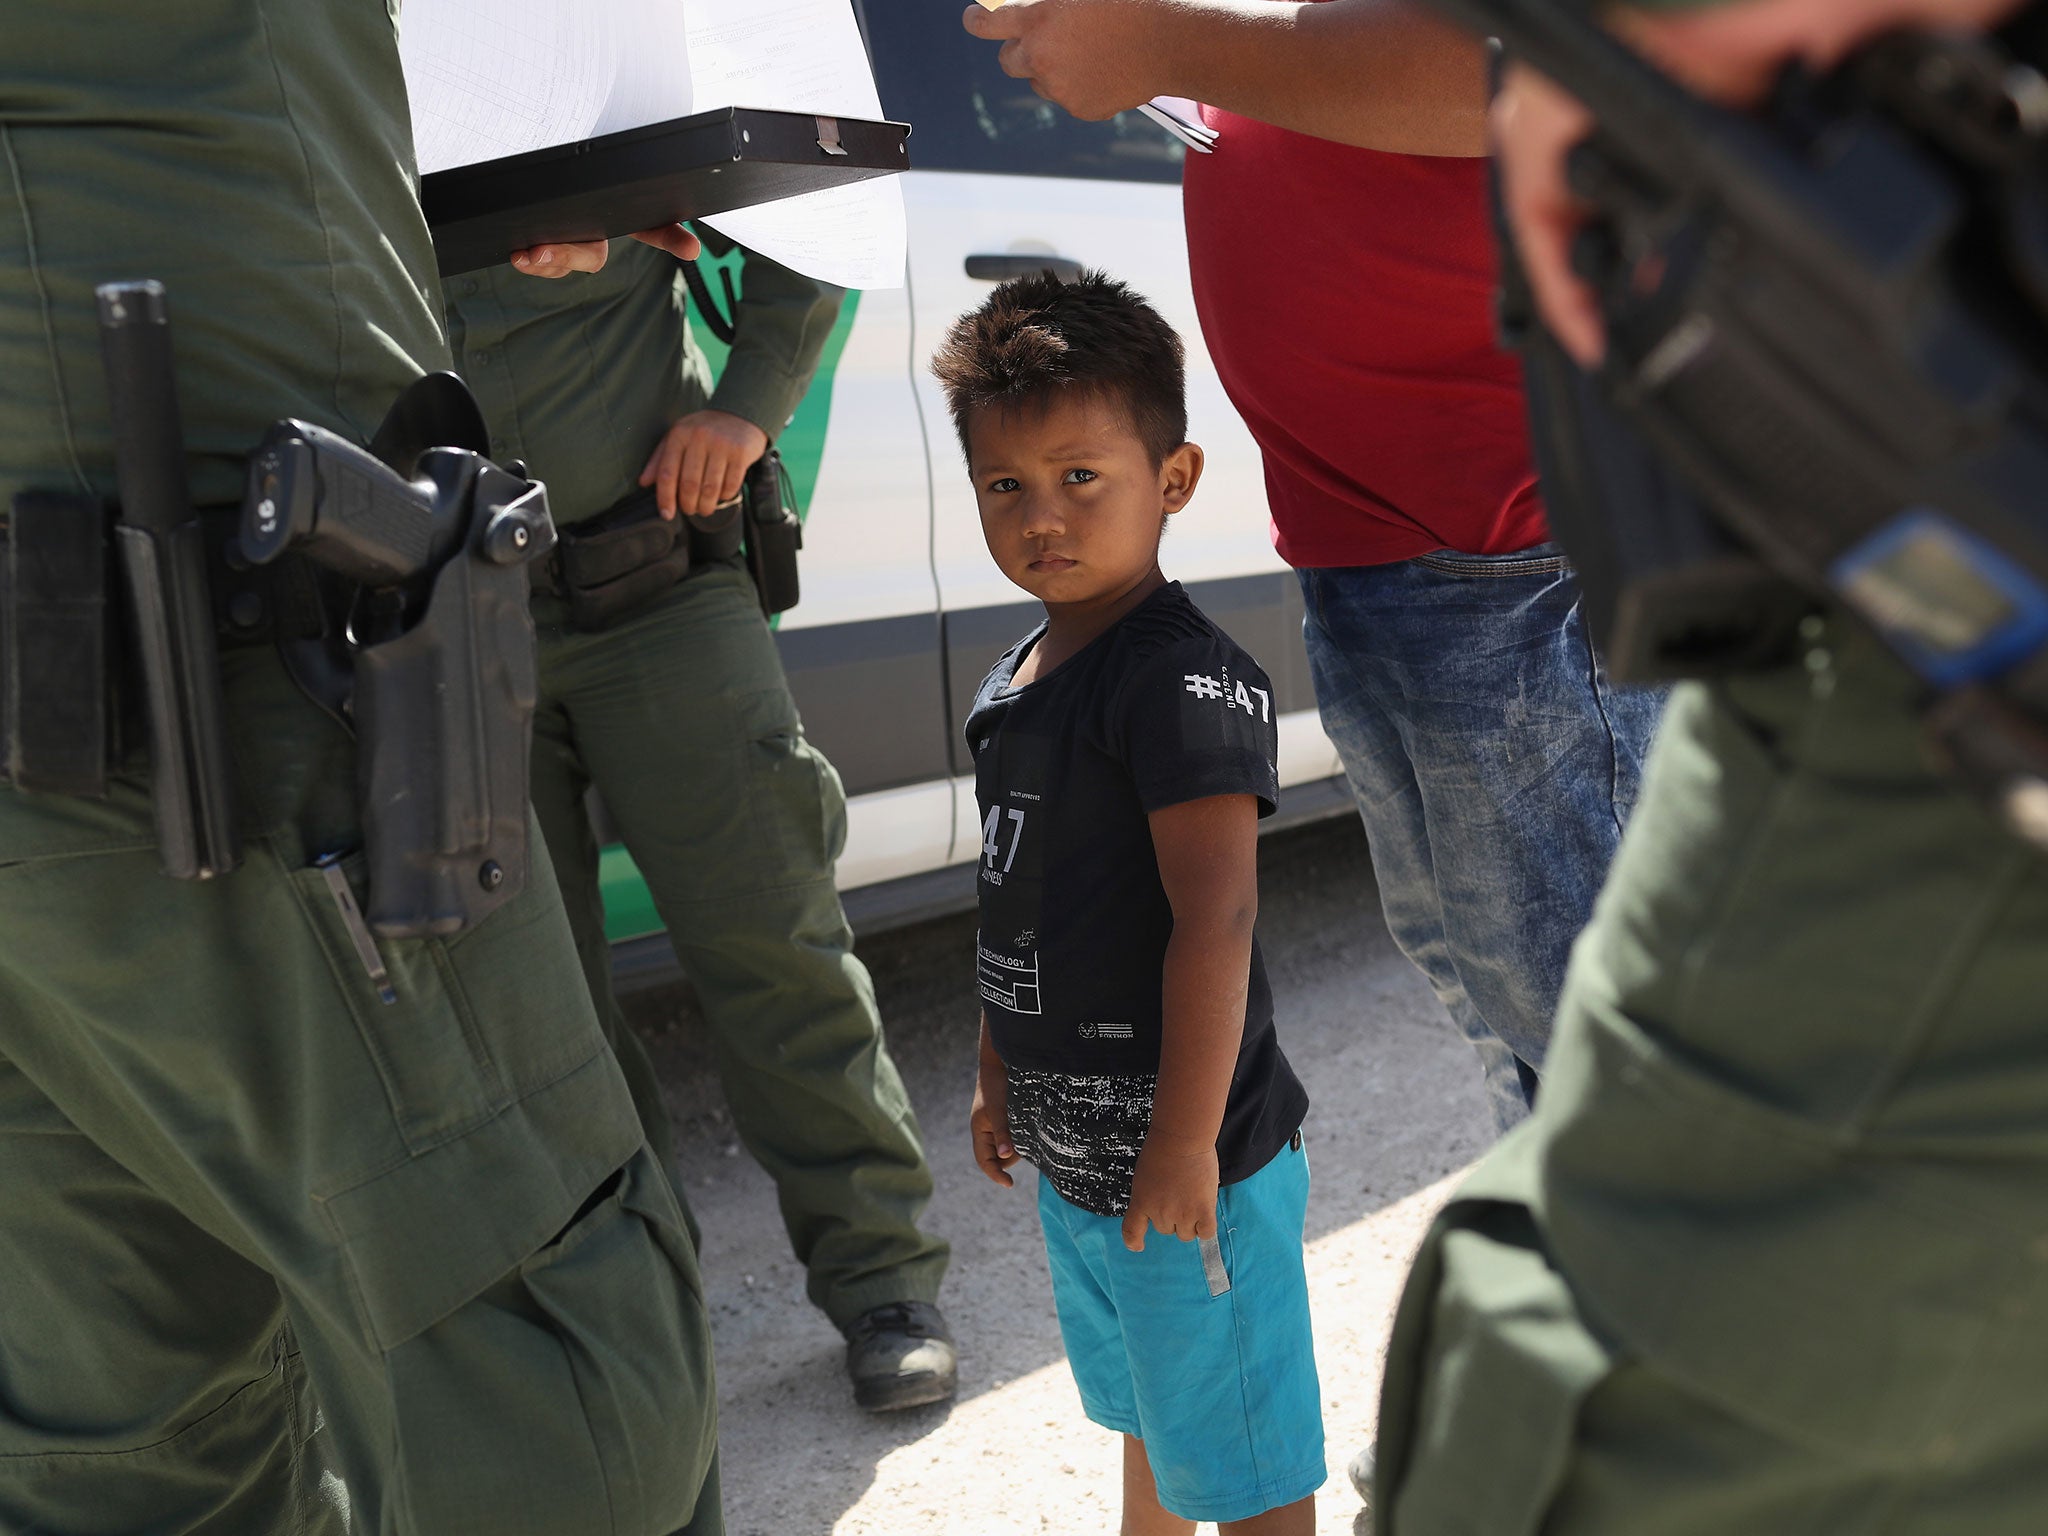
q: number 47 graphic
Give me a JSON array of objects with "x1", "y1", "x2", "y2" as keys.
[{"x1": 983, "y1": 807, "x2": 1026, "y2": 871}]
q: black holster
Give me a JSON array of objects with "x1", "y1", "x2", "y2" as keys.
[
  {"x1": 543, "y1": 450, "x2": 805, "y2": 631},
  {"x1": 547, "y1": 485, "x2": 743, "y2": 631},
  {"x1": 238, "y1": 388, "x2": 557, "y2": 938},
  {"x1": 352, "y1": 466, "x2": 547, "y2": 937},
  {"x1": 742, "y1": 450, "x2": 803, "y2": 619}
]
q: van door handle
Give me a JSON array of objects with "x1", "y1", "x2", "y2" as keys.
[{"x1": 964, "y1": 253, "x2": 1085, "y2": 284}]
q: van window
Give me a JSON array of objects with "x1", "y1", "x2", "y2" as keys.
[{"x1": 858, "y1": 2, "x2": 1185, "y2": 184}]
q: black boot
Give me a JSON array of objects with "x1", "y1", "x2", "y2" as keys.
[{"x1": 844, "y1": 1300, "x2": 958, "y2": 1412}]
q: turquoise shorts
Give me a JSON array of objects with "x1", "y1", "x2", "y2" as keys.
[{"x1": 1035, "y1": 1136, "x2": 1326, "y2": 1523}]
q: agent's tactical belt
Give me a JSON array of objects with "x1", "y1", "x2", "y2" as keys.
[
  {"x1": 1, "y1": 492, "x2": 122, "y2": 795},
  {"x1": 1, "y1": 499, "x2": 335, "y2": 794},
  {"x1": 532, "y1": 484, "x2": 744, "y2": 632}
]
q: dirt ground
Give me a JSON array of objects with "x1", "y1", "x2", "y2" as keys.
[{"x1": 625, "y1": 816, "x2": 1495, "y2": 1536}]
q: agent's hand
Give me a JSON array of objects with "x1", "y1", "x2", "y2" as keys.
[
  {"x1": 507, "y1": 222, "x2": 703, "y2": 278},
  {"x1": 1494, "y1": 0, "x2": 2025, "y2": 365},
  {"x1": 970, "y1": 1064, "x2": 1020, "y2": 1188},
  {"x1": 961, "y1": 0, "x2": 1164, "y2": 120},
  {"x1": 639, "y1": 409, "x2": 769, "y2": 520},
  {"x1": 1121, "y1": 1136, "x2": 1218, "y2": 1252},
  {"x1": 1492, "y1": 63, "x2": 1604, "y2": 366}
]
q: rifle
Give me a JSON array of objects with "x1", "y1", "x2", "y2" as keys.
[{"x1": 1428, "y1": 0, "x2": 2048, "y2": 844}]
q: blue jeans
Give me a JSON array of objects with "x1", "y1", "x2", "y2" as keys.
[{"x1": 1299, "y1": 549, "x2": 1663, "y2": 1133}]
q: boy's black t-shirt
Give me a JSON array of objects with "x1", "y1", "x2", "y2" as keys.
[{"x1": 965, "y1": 582, "x2": 1309, "y2": 1217}]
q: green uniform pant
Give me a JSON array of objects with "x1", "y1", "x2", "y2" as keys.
[
  {"x1": 529, "y1": 562, "x2": 948, "y2": 1331},
  {"x1": 1377, "y1": 616, "x2": 2048, "y2": 1535},
  {"x1": 0, "y1": 645, "x2": 719, "y2": 1535}
]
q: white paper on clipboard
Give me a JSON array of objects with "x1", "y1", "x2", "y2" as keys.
[
  {"x1": 684, "y1": 0, "x2": 906, "y2": 290},
  {"x1": 400, "y1": 0, "x2": 904, "y2": 289},
  {"x1": 401, "y1": 0, "x2": 695, "y2": 176}
]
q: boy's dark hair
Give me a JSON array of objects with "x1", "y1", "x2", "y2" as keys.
[{"x1": 930, "y1": 270, "x2": 1187, "y2": 468}]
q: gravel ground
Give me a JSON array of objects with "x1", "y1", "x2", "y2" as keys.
[{"x1": 624, "y1": 814, "x2": 1495, "y2": 1535}]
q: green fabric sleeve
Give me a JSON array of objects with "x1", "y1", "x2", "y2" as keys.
[{"x1": 698, "y1": 228, "x2": 846, "y2": 442}]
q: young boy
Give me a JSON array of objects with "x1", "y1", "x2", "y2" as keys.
[{"x1": 932, "y1": 272, "x2": 1324, "y2": 1534}]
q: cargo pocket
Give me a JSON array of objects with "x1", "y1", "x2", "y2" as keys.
[
  {"x1": 520, "y1": 1150, "x2": 714, "y2": 1503},
  {"x1": 383, "y1": 1147, "x2": 718, "y2": 1536},
  {"x1": 737, "y1": 685, "x2": 845, "y2": 887},
  {"x1": 1378, "y1": 1199, "x2": 1614, "y2": 1536},
  {"x1": 286, "y1": 852, "x2": 509, "y2": 1152},
  {"x1": 289, "y1": 839, "x2": 610, "y2": 1158}
]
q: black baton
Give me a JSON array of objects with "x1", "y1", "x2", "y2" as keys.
[{"x1": 97, "y1": 280, "x2": 240, "y2": 879}]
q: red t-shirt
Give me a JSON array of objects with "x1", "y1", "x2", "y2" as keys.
[{"x1": 1183, "y1": 108, "x2": 1548, "y2": 568}]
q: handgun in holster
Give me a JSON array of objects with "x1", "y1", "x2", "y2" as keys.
[
  {"x1": 237, "y1": 391, "x2": 556, "y2": 937},
  {"x1": 1433, "y1": 0, "x2": 2048, "y2": 847},
  {"x1": 679, "y1": 250, "x2": 802, "y2": 618},
  {"x1": 544, "y1": 445, "x2": 802, "y2": 630},
  {"x1": 741, "y1": 448, "x2": 803, "y2": 618}
]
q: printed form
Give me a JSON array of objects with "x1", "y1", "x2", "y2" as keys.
[
  {"x1": 402, "y1": 0, "x2": 694, "y2": 176},
  {"x1": 399, "y1": 0, "x2": 904, "y2": 288},
  {"x1": 685, "y1": 0, "x2": 906, "y2": 290}
]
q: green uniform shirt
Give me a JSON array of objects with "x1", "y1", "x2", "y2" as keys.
[
  {"x1": 444, "y1": 235, "x2": 844, "y2": 525},
  {"x1": 0, "y1": 0, "x2": 447, "y2": 513}
]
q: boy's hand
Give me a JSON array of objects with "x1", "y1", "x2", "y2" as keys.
[
  {"x1": 971, "y1": 1048, "x2": 1020, "y2": 1188},
  {"x1": 1121, "y1": 1137, "x2": 1219, "y2": 1251}
]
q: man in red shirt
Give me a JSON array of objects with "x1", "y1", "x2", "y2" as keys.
[{"x1": 960, "y1": 0, "x2": 1663, "y2": 1220}]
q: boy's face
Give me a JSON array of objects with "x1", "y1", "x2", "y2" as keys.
[{"x1": 967, "y1": 391, "x2": 1202, "y2": 608}]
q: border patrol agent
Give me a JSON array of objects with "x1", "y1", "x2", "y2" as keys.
[
  {"x1": 445, "y1": 236, "x2": 957, "y2": 1410},
  {"x1": 0, "y1": 3, "x2": 719, "y2": 1530},
  {"x1": 1376, "y1": 4, "x2": 2048, "y2": 1528},
  {"x1": 1379, "y1": 621, "x2": 2048, "y2": 1533}
]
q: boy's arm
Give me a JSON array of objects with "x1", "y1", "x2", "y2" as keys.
[
  {"x1": 971, "y1": 1010, "x2": 1021, "y2": 1187},
  {"x1": 1123, "y1": 792, "x2": 1260, "y2": 1252}
]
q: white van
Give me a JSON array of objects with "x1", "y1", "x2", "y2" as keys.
[{"x1": 603, "y1": 5, "x2": 1347, "y2": 980}]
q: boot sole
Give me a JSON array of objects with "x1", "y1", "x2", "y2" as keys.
[{"x1": 853, "y1": 1368, "x2": 958, "y2": 1413}]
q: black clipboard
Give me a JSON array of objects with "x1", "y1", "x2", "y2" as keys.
[{"x1": 421, "y1": 106, "x2": 911, "y2": 277}]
